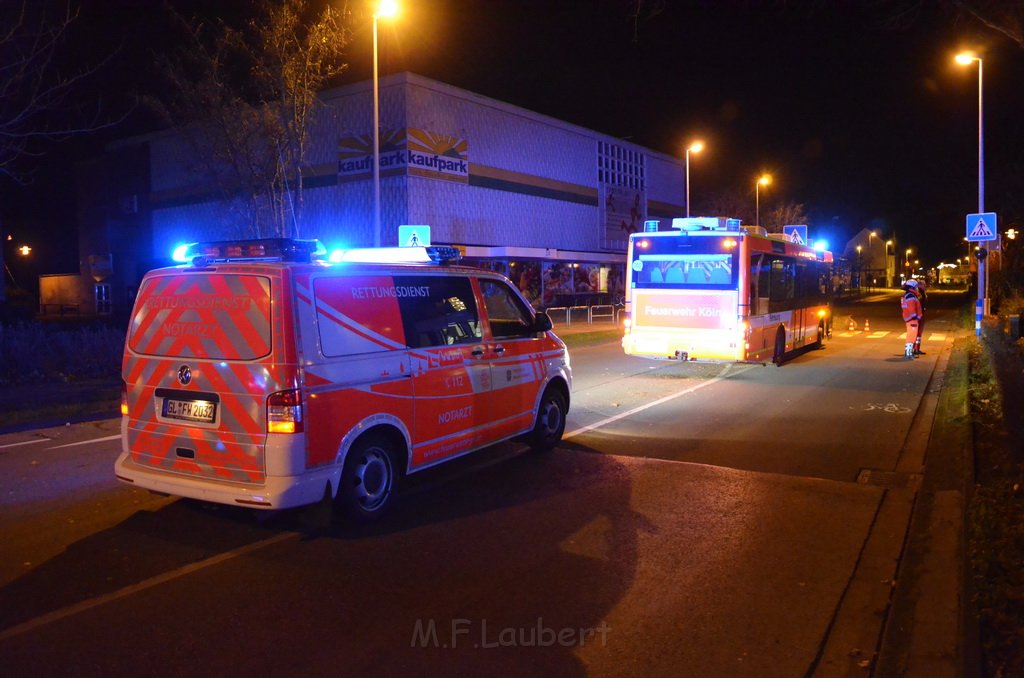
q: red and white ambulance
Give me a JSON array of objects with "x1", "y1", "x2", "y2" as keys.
[{"x1": 115, "y1": 239, "x2": 572, "y2": 521}]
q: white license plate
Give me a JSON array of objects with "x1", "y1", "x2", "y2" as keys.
[{"x1": 162, "y1": 398, "x2": 216, "y2": 423}]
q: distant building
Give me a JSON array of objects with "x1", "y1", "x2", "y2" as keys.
[
  {"x1": 843, "y1": 228, "x2": 896, "y2": 288},
  {"x1": 67, "y1": 72, "x2": 687, "y2": 317}
]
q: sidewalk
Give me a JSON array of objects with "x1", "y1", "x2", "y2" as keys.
[{"x1": 878, "y1": 332, "x2": 982, "y2": 677}]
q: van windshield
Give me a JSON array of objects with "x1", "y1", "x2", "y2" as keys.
[{"x1": 128, "y1": 274, "x2": 272, "y2": 360}]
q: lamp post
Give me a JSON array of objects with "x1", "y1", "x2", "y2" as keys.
[
  {"x1": 372, "y1": 0, "x2": 399, "y2": 247},
  {"x1": 886, "y1": 239, "x2": 894, "y2": 287},
  {"x1": 856, "y1": 245, "x2": 863, "y2": 292},
  {"x1": 755, "y1": 174, "x2": 771, "y2": 227},
  {"x1": 956, "y1": 50, "x2": 986, "y2": 328},
  {"x1": 684, "y1": 141, "x2": 704, "y2": 218}
]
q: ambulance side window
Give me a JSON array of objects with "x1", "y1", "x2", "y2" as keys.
[
  {"x1": 479, "y1": 278, "x2": 534, "y2": 339},
  {"x1": 396, "y1": 275, "x2": 482, "y2": 348}
]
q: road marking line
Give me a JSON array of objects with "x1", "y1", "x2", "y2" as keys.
[
  {"x1": 866, "y1": 331, "x2": 891, "y2": 339},
  {"x1": 49, "y1": 434, "x2": 121, "y2": 449},
  {"x1": 0, "y1": 531, "x2": 296, "y2": 642},
  {"x1": 564, "y1": 364, "x2": 753, "y2": 440},
  {"x1": 0, "y1": 439, "x2": 49, "y2": 450}
]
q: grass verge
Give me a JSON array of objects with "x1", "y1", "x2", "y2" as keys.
[{"x1": 967, "y1": 324, "x2": 1024, "y2": 677}]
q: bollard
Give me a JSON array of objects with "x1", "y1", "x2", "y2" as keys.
[{"x1": 864, "y1": 319, "x2": 870, "y2": 332}]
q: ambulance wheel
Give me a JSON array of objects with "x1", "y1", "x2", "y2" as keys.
[
  {"x1": 526, "y1": 387, "x2": 567, "y2": 451},
  {"x1": 772, "y1": 327, "x2": 787, "y2": 366},
  {"x1": 336, "y1": 433, "x2": 398, "y2": 522}
]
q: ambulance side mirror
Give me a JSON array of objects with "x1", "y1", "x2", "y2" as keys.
[{"x1": 533, "y1": 311, "x2": 553, "y2": 333}]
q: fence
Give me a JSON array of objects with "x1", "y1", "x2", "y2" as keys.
[{"x1": 545, "y1": 302, "x2": 623, "y2": 327}]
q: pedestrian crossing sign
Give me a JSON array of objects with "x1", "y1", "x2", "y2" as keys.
[
  {"x1": 398, "y1": 225, "x2": 431, "y2": 247},
  {"x1": 783, "y1": 225, "x2": 807, "y2": 245},
  {"x1": 966, "y1": 212, "x2": 997, "y2": 242}
]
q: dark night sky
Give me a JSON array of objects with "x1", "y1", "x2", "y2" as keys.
[{"x1": 5, "y1": 0, "x2": 1024, "y2": 274}]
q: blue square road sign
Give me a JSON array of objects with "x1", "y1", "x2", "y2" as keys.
[{"x1": 966, "y1": 212, "x2": 997, "y2": 242}]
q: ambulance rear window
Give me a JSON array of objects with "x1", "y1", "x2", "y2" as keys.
[{"x1": 128, "y1": 274, "x2": 273, "y2": 360}]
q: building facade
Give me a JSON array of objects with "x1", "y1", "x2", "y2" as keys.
[{"x1": 72, "y1": 72, "x2": 688, "y2": 316}]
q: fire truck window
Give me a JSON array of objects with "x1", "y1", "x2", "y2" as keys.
[{"x1": 395, "y1": 275, "x2": 482, "y2": 348}]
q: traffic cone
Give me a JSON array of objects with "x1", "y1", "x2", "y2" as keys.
[
  {"x1": 864, "y1": 319, "x2": 870, "y2": 332},
  {"x1": 848, "y1": 317, "x2": 855, "y2": 331}
]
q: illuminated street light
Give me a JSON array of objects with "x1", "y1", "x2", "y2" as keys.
[
  {"x1": 372, "y1": 0, "x2": 399, "y2": 247},
  {"x1": 684, "y1": 140, "x2": 704, "y2": 218},
  {"x1": 755, "y1": 174, "x2": 772, "y2": 227},
  {"x1": 956, "y1": 50, "x2": 986, "y2": 328},
  {"x1": 18, "y1": 245, "x2": 31, "y2": 256}
]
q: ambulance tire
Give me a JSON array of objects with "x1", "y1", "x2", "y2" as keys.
[
  {"x1": 772, "y1": 327, "x2": 787, "y2": 366},
  {"x1": 526, "y1": 387, "x2": 567, "y2": 452},
  {"x1": 336, "y1": 432, "x2": 400, "y2": 522}
]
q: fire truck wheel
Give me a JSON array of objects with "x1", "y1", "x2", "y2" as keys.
[
  {"x1": 526, "y1": 387, "x2": 567, "y2": 451},
  {"x1": 772, "y1": 327, "x2": 787, "y2": 366},
  {"x1": 337, "y1": 433, "x2": 399, "y2": 521}
]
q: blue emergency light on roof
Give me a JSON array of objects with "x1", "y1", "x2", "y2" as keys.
[
  {"x1": 331, "y1": 246, "x2": 462, "y2": 265},
  {"x1": 176, "y1": 238, "x2": 327, "y2": 265},
  {"x1": 671, "y1": 216, "x2": 739, "y2": 232}
]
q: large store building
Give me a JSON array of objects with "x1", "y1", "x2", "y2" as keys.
[{"x1": 63, "y1": 72, "x2": 687, "y2": 317}]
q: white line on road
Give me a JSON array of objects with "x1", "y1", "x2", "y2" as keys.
[
  {"x1": 48, "y1": 434, "x2": 121, "y2": 449},
  {"x1": 0, "y1": 439, "x2": 50, "y2": 450},
  {"x1": 0, "y1": 531, "x2": 297, "y2": 642},
  {"x1": 564, "y1": 363, "x2": 753, "y2": 440}
]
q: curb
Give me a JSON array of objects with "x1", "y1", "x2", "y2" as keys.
[{"x1": 875, "y1": 334, "x2": 975, "y2": 676}]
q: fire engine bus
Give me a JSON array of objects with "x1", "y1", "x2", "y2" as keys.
[{"x1": 621, "y1": 217, "x2": 833, "y2": 364}]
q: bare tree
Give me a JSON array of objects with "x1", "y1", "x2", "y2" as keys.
[
  {"x1": 696, "y1": 188, "x2": 753, "y2": 224},
  {"x1": 0, "y1": 1, "x2": 120, "y2": 183},
  {"x1": 151, "y1": 0, "x2": 351, "y2": 238},
  {"x1": 951, "y1": 0, "x2": 1024, "y2": 47},
  {"x1": 763, "y1": 203, "x2": 810, "y2": 234}
]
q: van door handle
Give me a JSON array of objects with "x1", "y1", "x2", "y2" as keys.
[
  {"x1": 493, "y1": 344, "x2": 506, "y2": 355},
  {"x1": 471, "y1": 347, "x2": 485, "y2": 357}
]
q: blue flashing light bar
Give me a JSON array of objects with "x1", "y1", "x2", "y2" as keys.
[
  {"x1": 332, "y1": 246, "x2": 462, "y2": 265},
  {"x1": 176, "y1": 239, "x2": 327, "y2": 264}
]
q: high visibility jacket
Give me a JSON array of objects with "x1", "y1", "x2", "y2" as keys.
[{"x1": 901, "y1": 291, "x2": 923, "y2": 322}]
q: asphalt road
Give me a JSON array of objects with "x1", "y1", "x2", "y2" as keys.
[{"x1": 0, "y1": 290, "x2": 966, "y2": 677}]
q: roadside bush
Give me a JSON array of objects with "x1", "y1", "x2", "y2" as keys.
[{"x1": 0, "y1": 322, "x2": 124, "y2": 384}]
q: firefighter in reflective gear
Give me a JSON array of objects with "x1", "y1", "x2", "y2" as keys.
[
  {"x1": 901, "y1": 279, "x2": 923, "y2": 359},
  {"x1": 913, "y1": 279, "x2": 927, "y2": 355}
]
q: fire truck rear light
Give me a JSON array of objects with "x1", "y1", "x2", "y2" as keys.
[
  {"x1": 267, "y1": 389, "x2": 303, "y2": 434},
  {"x1": 120, "y1": 381, "x2": 129, "y2": 416}
]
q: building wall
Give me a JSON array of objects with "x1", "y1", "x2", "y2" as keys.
[{"x1": 149, "y1": 73, "x2": 686, "y2": 261}]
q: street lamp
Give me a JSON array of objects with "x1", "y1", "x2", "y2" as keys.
[
  {"x1": 372, "y1": 0, "x2": 399, "y2": 247},
  {"x1": 886, "y1": 239, "x2": 894, "y2": 286},
  {"x1": 684, "y1": 140, "x2": 704, "y2": 218},
  {"x1": 956, "y1": 50, "x2": 986, "y2": 327},
  {"x1": 755, "y1": 174, "x2": 771, "y2": 227}
]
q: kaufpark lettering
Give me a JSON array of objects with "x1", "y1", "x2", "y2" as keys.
[{"x1": 338, "y1": 150, "x2": 468, "y2": 175}]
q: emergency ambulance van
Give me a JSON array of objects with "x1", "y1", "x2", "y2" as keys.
[{"x1": 115, "y1": 239, "x2": 572, "y2": 521}]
